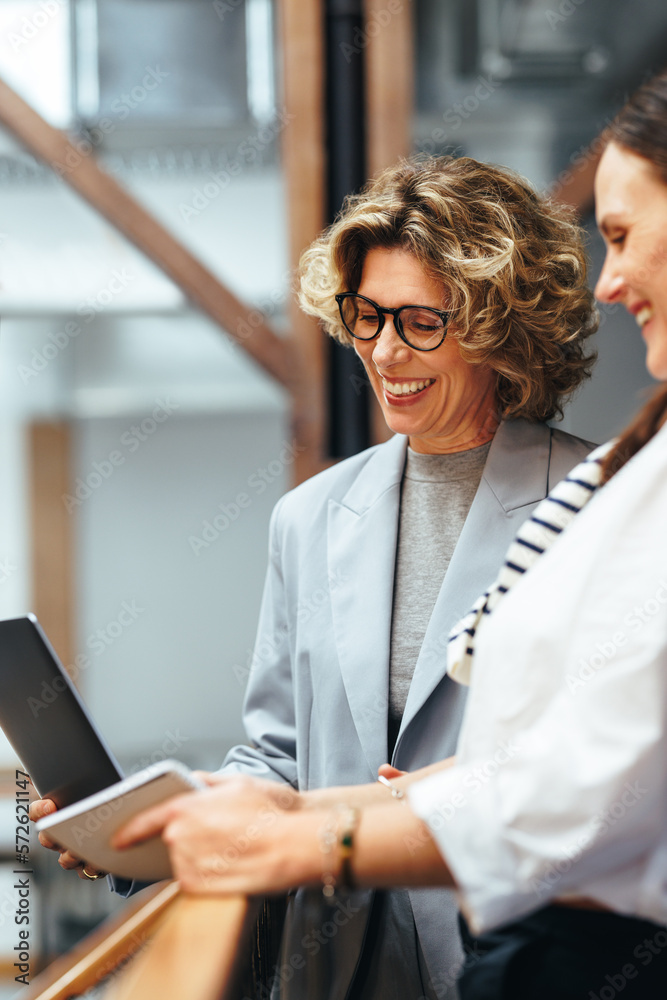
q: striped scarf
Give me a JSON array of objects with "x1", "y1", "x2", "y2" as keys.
[{"x1": 447, "y1": 441, "x2": 614, "y2": 685}]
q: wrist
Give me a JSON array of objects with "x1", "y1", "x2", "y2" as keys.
[{"x1": 317, "y1": 804, "x2": 360, "y2": 897}]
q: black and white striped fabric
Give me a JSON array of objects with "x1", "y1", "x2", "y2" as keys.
[{"x1": 447, "y1": 440, "x2": 614, "y2": 685}]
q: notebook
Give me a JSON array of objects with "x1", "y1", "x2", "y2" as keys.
[{"x1": 0, "y1": 614, "x2": 201, "y2": 879}]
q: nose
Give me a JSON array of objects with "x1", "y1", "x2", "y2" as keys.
[
  {"x1": 370, "y1": 316, "x2": 412, "y2": 368},
  {"x1": 595, "y1": 251, "x2": 626, "y2": 304}
]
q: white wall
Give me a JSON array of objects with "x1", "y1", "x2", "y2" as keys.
[
  {"x1": 0, "y1": 419, "x2": 30, "y2": 766},
  {"x1": 74, "y1": 408, "x2": 291, "y2": 770},
  {"x1": 0, "y1": 160, "x2": 291, "y2": 773}
]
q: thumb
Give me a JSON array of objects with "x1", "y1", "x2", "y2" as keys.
[{"x1": 377, "y1": 764, "x2": 406, "y2": 780}]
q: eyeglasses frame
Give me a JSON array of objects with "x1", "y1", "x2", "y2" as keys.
[{"x1": 335, "y1": 292, "x2": 450, "y2": 352}]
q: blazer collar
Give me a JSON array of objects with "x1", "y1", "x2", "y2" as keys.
[
  {"x1": 327, "y1": 421, "x2": 553, "y2": 773},
  {"x1": 327, "y1": 434, "x2": 406, "y2": 776},
  {"x1": 339, "y1": 432, "x2": 407, "y2": 514},
  {"x1": 339, "y1": 419, "x2": 551, "y2": 515},
  {"x1": 396, "y1": 419, "x2": 554, "y2": 748},
  {"x1": 482, "y1": 418, "x2": 552, "y2": 511}
]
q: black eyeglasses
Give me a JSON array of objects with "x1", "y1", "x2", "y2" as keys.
[{"x1": 335, "y1": 293, "x2": 450, "y2": 352}]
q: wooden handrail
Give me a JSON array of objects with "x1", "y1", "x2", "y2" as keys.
[
  {"x1": 21, "y1": 882, "x2": 256, "y2": 1000},
  {"x1": 106, "y1": 894, "x2": 256, "y2": 1000},
  {"x1": 22, "y1": 881, "x2": 180, "y2": 1000}
]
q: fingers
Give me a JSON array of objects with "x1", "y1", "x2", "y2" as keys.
[
  {"x1": 58, "y1": 849, "x2": 86, "y2": 871},
  {"x1": 37, "y1": 829, "x2": 60, "y2": 851},
  {"x1": 30, "y1": 795, "x2": 103, "y2": 878},
  {"x1": 29, "y1": 797, "x2": 57, "y2": 823},
  {"x1": 377, "y1": 764, "x2": 406, "y2": 780},
  {"x1": 193, "y1": 770, "x2": 220, "y2": 787},
  {"x1": 112, "y1": 795, "x2": 187, "y2": 850}
]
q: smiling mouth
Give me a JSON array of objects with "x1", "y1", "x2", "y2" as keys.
[
  {"x1": 381, "y1": 378, "x2": 436, "y2": 396},
  {"x1": 636, "y1": 305, "x2": 655, "y2": 328}
]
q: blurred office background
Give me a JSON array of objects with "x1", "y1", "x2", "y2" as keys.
[{"x1": 0, "y1": 0, "x2": 664, "y2": 990}]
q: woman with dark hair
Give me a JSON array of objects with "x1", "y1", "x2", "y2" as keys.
[{"x1": 115, "y1": 71, "x2": 667, "y2": 999}]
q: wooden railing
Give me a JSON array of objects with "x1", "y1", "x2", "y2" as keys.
[{"x1": 22, "y1": 882, "x2": 257, "y2": 1000}]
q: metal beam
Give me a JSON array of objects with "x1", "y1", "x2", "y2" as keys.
[{"x1": 0, "y1": 76, "x2": 294, "y2": 391}]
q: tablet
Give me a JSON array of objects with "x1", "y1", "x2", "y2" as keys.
[
  {"x1": 36, "y1": 760, "x2": 204, "y2": 880},
  {"x1": 0, "y1": 614, "x2": 124, "y2": 807}
]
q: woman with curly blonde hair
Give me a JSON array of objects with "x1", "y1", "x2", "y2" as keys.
[
  {"x1": 218, "y1": 156, "x2": 596, "y2": 1000},
  {"x1": 40, "y1": 156, "x2": 599, "y2": 1000},
  {"x1": 300, "y1": 155, "x2": 596, "y2": 427}
]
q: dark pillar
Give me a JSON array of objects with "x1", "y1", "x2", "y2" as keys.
[{"x1": 326, "y1": 0, "x2": 371, "y2": 458}]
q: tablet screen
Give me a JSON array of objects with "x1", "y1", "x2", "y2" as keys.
[{"x1": 0, "y1": 615, "x2": 123, "y2": 806}]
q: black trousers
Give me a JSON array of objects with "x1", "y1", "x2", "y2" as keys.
[{"x1": 458, "y1": 905, "x2": 667, "y2": 1000}]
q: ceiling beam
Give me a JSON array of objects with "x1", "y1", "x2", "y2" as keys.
[{"x1": 0, "y1": 76, "x2": 294, "y2": 391}]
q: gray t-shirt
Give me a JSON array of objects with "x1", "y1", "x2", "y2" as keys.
[
  {"x1": 349, "y1": 441, "x2": 491, "y2": 1000},
  {"x1": 388, "y1": 441, "x2": 490, "y2": 751}
]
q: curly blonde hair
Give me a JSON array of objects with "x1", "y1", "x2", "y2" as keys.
[{"x1": 299, "y1": 156, "x2": 598, "y2": 422}]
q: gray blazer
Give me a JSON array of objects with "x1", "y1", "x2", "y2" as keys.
[{"x1": 224, "y1": 419, "x2": 594, "y2": 999}]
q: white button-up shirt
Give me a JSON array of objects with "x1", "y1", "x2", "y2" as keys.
[{"x1": 409, "y1": 421, "x2": 667, "y2": 934}]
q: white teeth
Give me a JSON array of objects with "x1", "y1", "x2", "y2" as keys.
[
  {"x1": 636, "y1": 306, "x2": 654, "y2": 327},
  {"x1": 382, "y1": 378, "x2": 434, "y2": 396}
]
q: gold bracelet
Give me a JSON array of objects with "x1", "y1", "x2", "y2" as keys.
[
  {"x1": 318, "y1": 810, "x2": 339, "y2": 899},
  {"x1": 338, "y1": 806, "x2": 359, "y2": 890},
  {"x1": 318, "y1": 805, "x2": 360, "y2": 898}
]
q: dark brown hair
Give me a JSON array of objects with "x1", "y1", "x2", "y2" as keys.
[
  {"x1": 606, "y1": 69, "x2": 667, "y2": 184},
  {"x1": 601, "y1": 384, "x2": 667, "y2": 483},
  {"x1": 602, "y1": 68, "x2": 667, "y2": 481}
]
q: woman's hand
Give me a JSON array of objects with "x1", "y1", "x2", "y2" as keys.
[
  {"x1": 114, "y1": 772, "x2": 455, "y2": 895},
  {"x1": 29, "y1": 797, "x2": 104, "y2": 880},
  {"x1": 113, "y1": 775, "x2": 314, "y2": 895},
  {"x1": 377, "y1": 764, "x2": 406, "y2": 781}
]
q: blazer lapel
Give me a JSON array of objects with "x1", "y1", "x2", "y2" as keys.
[
  {"x1": 328, "y1": 434, "x2": 406, "y2": 777},
  {"x1": 396, "y1": 420, "x2": 553, "y2": 744}
]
